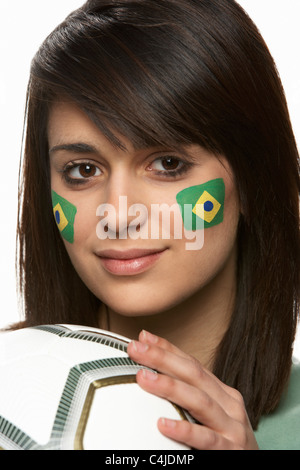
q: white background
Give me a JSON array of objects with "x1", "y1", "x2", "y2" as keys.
[{"x1": 0, "y1": 1, "x2": 299, "y2": 359}]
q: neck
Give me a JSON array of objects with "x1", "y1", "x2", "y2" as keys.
[{"x1": 99, "y1": 251, "x2": 236, "y2": 370}]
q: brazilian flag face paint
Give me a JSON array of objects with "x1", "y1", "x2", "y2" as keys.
[
  {"x1": 176, "y1": 178, "x2": 225, "y2": 230},
  {"x1": 52, "y1": 190, "x2": 77, "y2": 244}
]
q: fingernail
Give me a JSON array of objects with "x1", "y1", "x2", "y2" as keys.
[
  {"x1": 141, "y1": 330, "x2": 158, "y2": 344},
  {"x1": 161, "y1": 418, "x2": 177, "y2": 428},
  {"x1": 132, "y1": 340, "x2": 149, "y2": 353},
  {"x1": 142, "y1": 369, "x2": 158, "y2": 381}
]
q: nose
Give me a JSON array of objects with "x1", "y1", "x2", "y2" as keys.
[{"x1": 96, "y1": 172, "x2": 148, "y2": 240}]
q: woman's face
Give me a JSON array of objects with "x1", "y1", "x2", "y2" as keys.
[{"x1": 49, "y1": 101, "x2": 240, "y2": 317}]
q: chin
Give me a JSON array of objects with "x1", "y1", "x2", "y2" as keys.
[
  {"x1": 103, "y1": 289, "x2": 191, "y2": 318},
  {"x1": 105, "y1": 301, "x2": 164, "y2": 318}
]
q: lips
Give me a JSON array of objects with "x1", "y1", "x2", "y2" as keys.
[{"x1": 95, "y1": 248, "x2": 167, "y2": 275}]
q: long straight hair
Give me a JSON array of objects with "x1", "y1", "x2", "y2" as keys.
[{"x1": 16, "y1": 0, "x2": 299, "y2": 428}]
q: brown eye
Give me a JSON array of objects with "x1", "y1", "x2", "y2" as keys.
[
  {"x1": 66, "y1": 162, "x2": 102, "y2": 180},
  {"x1": 161, "y1": 157, "x2": 180, "y2": 170},
  {"x1": 150, "y1": 156, "x2": 185, "y2": 175},
  {"x1": 78, "y1": 164, "x2": 97, "y2": 177}
]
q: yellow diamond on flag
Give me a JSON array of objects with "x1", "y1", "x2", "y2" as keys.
[
  {"x1": 192, "y1": 190, "x2": 221, "y2": 223},
  {"x1": 53, "y1": 203, "x2": 69, "y2": 232}
]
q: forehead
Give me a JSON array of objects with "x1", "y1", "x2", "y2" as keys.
[
  {"x1": 47, "y1": 99, "x2": 194, "y2": 159},
  {"x1": 46, "y1": 89, "x2": 207, "y2": 155},
  {"x1": 48, "y1": 101, "x2": 135, "y2": 164},
  {"x1": 48, "y1": 101, "x2": 102, "y2": 142}
]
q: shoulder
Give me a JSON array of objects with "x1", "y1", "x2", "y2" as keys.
[{"x1": 255, "y1": 361, "x2": 300, "y2": 450}]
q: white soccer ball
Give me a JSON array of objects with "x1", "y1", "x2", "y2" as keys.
[{"x1": 0, "y1": 324, "x2": 193, "y2": 450}]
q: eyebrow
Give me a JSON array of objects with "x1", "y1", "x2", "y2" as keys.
[
  {"x1": 48, "y1": 141, "x2": 201, "y2": 163},
  {"x1": 49, "y1": 142, "x2": 99, "y2": 155}
]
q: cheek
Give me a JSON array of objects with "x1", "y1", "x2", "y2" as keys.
[
  {"x1": 167, "y1": 221, "x2": 238, "y2": 304},
  {"x1": 68, "y1": 193, "x2": 102, "y2": 244},
  {"x1": 201, "y1": 178, "x2": 240, "y2": 258},
  {"x1": 62, "y1": 203, "x2": 98, "y2": 286},
  {"x1": 172, "y1": 180, "x2": 239, "y2": 283},
  {"x1": 52, "y1": 190, "x2": 78, "y2": 245},
  {"x1": 176, "y1": 178, "x2": 226, "y2": 231},
  {"x1": 59, "y1": 198, "x2": 100, "y2": 272},
  {"x1": 74, "y1": 206, "x2": 97, "y2": 242}
]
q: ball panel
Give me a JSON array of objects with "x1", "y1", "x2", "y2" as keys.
[
  {"x1": 0, "y1": 325, "x2": 193, "y2": 450},
  {"x1": 83, "y1": 381, "x2": 189, "y2": 450}
]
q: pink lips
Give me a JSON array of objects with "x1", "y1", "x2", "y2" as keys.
[{"x1": 96, "y1": 248, "x2": 167, "y2": 275}]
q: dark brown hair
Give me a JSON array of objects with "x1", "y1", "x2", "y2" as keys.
[{"x1": 16, "y1": 0, "x2": 299, "y2": 428}]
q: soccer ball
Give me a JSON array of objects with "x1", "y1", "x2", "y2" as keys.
[{"x1": 0, "y1": 324, "x2": 193, "y2": 450}]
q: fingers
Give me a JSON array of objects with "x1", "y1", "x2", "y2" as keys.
[
  {"x1": 128, "y1": 330, "x2": 206, "y2": 383},
  {"x1": 127, "y1": 331, "x2": 239, "y2": 418},
  {"x1": 136, "y1": 330, "x2": 231, "y2": 389},
  {"x1": 136, "y1": 368, "x2": 233, "y2": 434},
  {"x1": 157, "y1": 418, "x2": 244, "y2": 450},
  {"x1": 127, "y1": 330, "x2": 259, "y2": 450},
  {"x1": 137, "y1": 330, "x2": 191, "y2": 361},
  {"x1": 135, "y1": 367, "x2": 256, "y2": 450}
]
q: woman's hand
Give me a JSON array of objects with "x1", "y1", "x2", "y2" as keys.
[{"x1": 127, "y1": 330, "x2": 259, "y2": 450}]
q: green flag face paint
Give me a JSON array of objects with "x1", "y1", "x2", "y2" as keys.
[
  {"x1": 52, "y1": 190, "x2": 77, "y2": 244},
  {"x1": 176, "y1": 178, "x2": 225, "y2": 230}
]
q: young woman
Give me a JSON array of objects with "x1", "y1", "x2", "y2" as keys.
[{"x1": 15, "y1": 0, "x2": 299, "y2": 449}]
